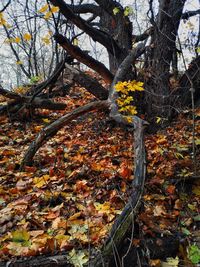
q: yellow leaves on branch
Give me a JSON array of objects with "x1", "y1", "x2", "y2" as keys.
[
  {"x1": 114, "y1": 80, "x2": 144, "y2": 117},
  {"x1": 5, "y1": 33, "x2": 32, "y2": 44},
  {"x1": 115, "y1": 80, "x2": 144, "y2": 93},
  {"x1": 39, "y1": 4, "x2": 59, "y2": 20},
  {"x1": 23, "y1": 33, "x2": 31, "y2": 41},
  {"x1": 38, "y1": 4, "x2": 49, "y2": 13}
]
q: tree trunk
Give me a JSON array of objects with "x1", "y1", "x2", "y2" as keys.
[
  {"x1": 144, "y1": 0, "x2": 186, "y2": 119},
  {"x1": 99, "y1": 7, "x2": 133, "y2": 74}
]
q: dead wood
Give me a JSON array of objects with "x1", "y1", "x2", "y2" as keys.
[
  {"x1": 64, "y1": 64, "x2": 109, "y2": 100},
  {"x1": 21, "y1": 100, "x2": 109, "y2": 168}
]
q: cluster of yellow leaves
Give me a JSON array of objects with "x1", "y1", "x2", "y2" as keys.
[
  {"x1": 38, "y1": 4, "x2": 59, "y2": 20},
  {"x1": 114, "y1": 80, "x2": 144, "y2": 122},
  {"x1": 5, "y1": 33, "x2": 32, "y2": 45}
]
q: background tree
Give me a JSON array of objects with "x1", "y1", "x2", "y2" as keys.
[{"x1": 1, "y1": 0, "x2": 200, "y2": 120}]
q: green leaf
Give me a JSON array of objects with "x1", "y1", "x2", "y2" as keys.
[
  {"x1": 113, "y1": 7, "x2": 120, "y2": 15},
  {"x1": 188, "y1": 245, "x2": 200, "y2": 264},
  {"x1": 181, "y1": 227, "x2": 191, "y2": 236},
  {"x1": 196, "y1": 47, "x2": 200, "y2": 53},
  {"x1": 193, "y1": 215, "x2": 200, "y2": 221},
  {"x1": 124, "y1": 6, "x2": 133, "y2": 16}
]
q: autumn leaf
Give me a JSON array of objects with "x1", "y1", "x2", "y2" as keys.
[
  {"x1": 44, "y1": 11, "x2": 52, "y2": 20},
  {"x1": 38, "y1": 4, "x2": 48, "y2": 13},
  {"x1": 50, "y1": 6, "x2": 59, "y2": 13},
  {"x1": 23, "y1": 33, "x2": 31, "y2": 41},
  {"x1": 11, "y1": 229, "x2": 30, "y2": 244}
]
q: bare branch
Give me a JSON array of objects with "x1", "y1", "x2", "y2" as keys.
[
  {"x1": 54, "y1": 33, "x2": 114, "y2": 84},
  {"x1": 132, "y1": 27, "x2": 154, "y2": 43},
  {"x1": 0, "y1": 0, "x2": 11, "y2": 12},
  {"x1": 182, "y1": 9, "x2": 200, "y2": 20},
  {"x1": 49, "y1": 0, "x2": 122, "y2": 57}
]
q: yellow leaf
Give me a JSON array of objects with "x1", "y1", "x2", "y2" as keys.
[
  {"x1": 156, "y1": 117, "x2": 161, "y2": 123},
  {"x1": 14, "y1": 37, "x2": 21, "y2": 43},
  {"x1": 42, "y1": 118, "x2": 50, "y2": 123},
  {"x1": 44, "y1": 11, "x2": 52, "y2": 20},
  {"x1": 50, "y1": 6, "x2": 59, "y2": 13},
  {"x1": 73, "y1": 38, "x2": 79, "y2": 46},
  {"x1": 12, "y1": 229, "x2": 30, "y2": 243},
  {"x1": 38, "y1": 4, "x2": 49, "y2": 13},
  {"x1": 23, "y1": 33, "x2": 31, "y2": 41},
  {"x1": 42, "y1": 36, "x2": 50, "y2": 45},
  {"x1": 33, "y1": 175, "x2": 49, "y2": 188},
  {"x1": 16, "y1": 61, "x2": 23, "y2": 65}
]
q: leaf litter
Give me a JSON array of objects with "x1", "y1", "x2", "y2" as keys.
[{"x1": 0, "y1": 85, "x2": 200, "y2": 266}]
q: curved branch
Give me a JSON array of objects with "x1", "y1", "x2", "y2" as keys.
[
  {"x1": 49, "y1": 0, "x2": 122, "y2": 56},
  {"x1": 94, "y1": 0, "x2": 123, "y2": 17},
  {"x1": 182, "y1": 9, "x2": 200, "y2": 20},
  {"x1": 132, "y1": 27, "x2": 154, "y2": 43},
  {"x1": 68, "y1": 3, "x2": 100, "y2": 16},
  {"x1": 109, "y1": 43, "x2": 146, "y2": 101},
  {"x1": 54, "y1": 33, "x2": 114, "y2": 84},
  {"x1": 21, "y1": 100, "x2": 109, "y2": 168}
]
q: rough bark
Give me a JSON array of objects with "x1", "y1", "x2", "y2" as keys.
[
  {"x1": 144, "y1": 0, "x2": 186, "y2": 118},
  {"x1": 178, "y1": 55, "x2": 200, "y2": 106},
  {"x1": 97, "y1": 1, "x2": 133, "y2": 73},
  {"x1": 50, "y1": 0, "x2": 122, "y2": 57},
  {"x1": 64, "y1": 64, "x2": 109, "y2": 100}
]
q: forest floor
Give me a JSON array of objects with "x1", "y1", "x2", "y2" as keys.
[{"x1": 0, "y1": 84, "x2": 200, "y2": 266}]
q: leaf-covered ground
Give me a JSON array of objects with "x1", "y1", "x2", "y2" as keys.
[{"x1": 0, "y1": 85, "x2": 200, "y2": 266}]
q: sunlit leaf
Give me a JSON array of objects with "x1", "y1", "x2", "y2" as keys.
[
  {"x1": 113, "y1": 7, "x2": 120, "y2": 15},
  {"x1": 187, "y1": 245, "x2": 200, "y2": 264},
  {"x1": 124, "y1": 6, "x2": 133, "y2": 16}
]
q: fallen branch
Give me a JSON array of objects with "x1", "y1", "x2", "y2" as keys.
[
  {"x1": 91, "y1": 116, "x2": 148, "y2": 267},
  {"x1": 64, "y1": 64, "x2": 109, "y2": 100},
  {"x1": 21, "y1": 100, "x2": 109, "y2": 168}
]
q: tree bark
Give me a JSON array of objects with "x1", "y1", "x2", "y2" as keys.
[{"x1": 144, "y1": 0, "x2": 186, "y2": 118}]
